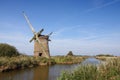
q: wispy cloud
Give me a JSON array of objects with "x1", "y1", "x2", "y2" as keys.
[
  {"x1": 50, "y1": 23, "x2": 120, "y2": 56},
  {"x1": 52, "y1": 24, "x2": 100, "y2": 40},
  {"x1": 1, "y1": 24, "x2": 120, "y2": 56},
  {"x1": 52, "y1": 28, "x2": 66, "y2": 36},
  {"x1": 83, "y1": 0, "x2": 120, "y2": 13},
  {"x1": 52, "y1": 25, "x2": 82, "y2": 37}
]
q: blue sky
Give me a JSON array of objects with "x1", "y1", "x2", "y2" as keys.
[{"x1": 0, "y1": 0, "x2": 120, "y2": 56}]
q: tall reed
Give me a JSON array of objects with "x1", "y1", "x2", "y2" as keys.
[{"x1": 58, "y1": 57, "x2": 120, "y2": 80}]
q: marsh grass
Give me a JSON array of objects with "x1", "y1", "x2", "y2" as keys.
[
  {"x1": 0, "y1": 55, "x2": 55, "y2": 72},
  {"x1": 58, "y1": 57, "x2": 120, "y2": 80},
  {"x1": 96, "y1": 56, "x2": 117, "y2": 61},
  {"x1": 52, "y1": 56, "x2": 85, "y2": 64},
  {"x1": 0, "y1": 55, "x2": 85, "y2": 72}
]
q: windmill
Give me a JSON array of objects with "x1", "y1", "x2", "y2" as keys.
[{"x1": 23, "y1": 12, "x2": 52, "y2": 58}]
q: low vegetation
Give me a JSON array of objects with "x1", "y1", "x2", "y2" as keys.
[
  {"x1": 52, "y1": 51, "x2": 88, "y2": 64},
  {"x1": 0, "y1": 55, "x2": 86, "y2": 72},
  {"x1": 51, "y1": 56, "x2": 87, "y2": 64},
  {"x1": 58, "y1": 57, "x2": 120, "y2": 80},
  {"x1": 0, "y1": 55, "x2": 55, "y2": 72},
  {"x1": 96, "y1": 54, "x2": 114, "y2": 57},
  {"x1": 95, "y1": 54, "x2": 117, "y2": 61}
]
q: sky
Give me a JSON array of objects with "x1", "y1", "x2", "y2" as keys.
[{"x1": 0, "y1": 0, "x2": 120, "y2": 56}]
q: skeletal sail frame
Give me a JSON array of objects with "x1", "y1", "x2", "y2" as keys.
[{"x1": 23, "y1": 12, "x2": 52, "y2": 58}]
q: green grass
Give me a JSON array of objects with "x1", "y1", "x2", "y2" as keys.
[{"x1": 58, "y1": 57, "x2": 120, "y2": 80}]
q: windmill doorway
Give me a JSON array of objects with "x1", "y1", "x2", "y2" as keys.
[{"x1": 39, "y1": 53, "x2": 42, "y2": 56}]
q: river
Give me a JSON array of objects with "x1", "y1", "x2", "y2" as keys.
[{"x1": 0, "y1": 58, "x2": 102, "y2": 80}]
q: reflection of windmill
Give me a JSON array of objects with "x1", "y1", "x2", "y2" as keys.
[{"x1": 23, "y1": 12, "x2": 52, "y2": 58}]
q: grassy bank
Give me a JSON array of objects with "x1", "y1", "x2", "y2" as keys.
[
  {"x1": 0, "y1": 55, "x2": 87, "y2": 72},
  {"x1": 0, "y1": 43, "x2": 88, "y2": 72},
  {"x1": 58, "y1": 57, "x2": 120, "y2": 80},
  {"x1": 51, "y1": 56, "x2": 87, "y2": 64},
  {"x1": 95, "y1": 56, "x2": 118, "y2": 61},
  {"x1": 95, "y1": 54, "x2": 117, "y2": 61},
  {"x1": 0, "y1": 55, "x2": 55, "y2": 72}
]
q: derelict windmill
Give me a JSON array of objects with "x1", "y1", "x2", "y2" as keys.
[{"x1": 23, "y1": 12, "x2": 52, "y2": 58}]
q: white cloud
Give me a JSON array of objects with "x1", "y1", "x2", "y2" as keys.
[{"x1": 83, "y1": 0, "x2": 120, "y2": 13}]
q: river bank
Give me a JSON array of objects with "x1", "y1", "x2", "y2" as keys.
[
  {"x1": 51, "y1": 56, "x2": 87, "y2": 64},
  {"x1": 0, "y1": 55, "x2": 55, "y2": 72},
  {"x1": 0, "y1": 57, "x2": 100, "y2": 80},
  {"x1": 95, "y1": 56, "x2": 118, "y2": 61},
  {"x1": 0, "y1": 55, "x2": 87, "y2": 72},
  {"x1": 58, "y1": 57, "x2": 120, "y2": 80}
]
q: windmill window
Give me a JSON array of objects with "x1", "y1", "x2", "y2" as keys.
[{"x1": 39, "y1": 53, "x2": 42, "y2": 56}]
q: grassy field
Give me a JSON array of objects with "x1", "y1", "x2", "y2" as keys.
[{"x1": 58, "y1": 57, "x2": 120, "y2": 80}]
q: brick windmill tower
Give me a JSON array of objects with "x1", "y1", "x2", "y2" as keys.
[{"x1": 23, "y1": 12, "x2": 52, "y2": 58}]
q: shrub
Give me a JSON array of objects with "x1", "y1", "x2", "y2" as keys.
[
  {"x1": 67, "y1": 51, "x2": 74, "y2": 56},
  {"x1": 0, "y1": 43, "x2": 19, "y2": 57}
]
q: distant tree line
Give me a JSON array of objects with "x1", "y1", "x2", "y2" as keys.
[{"x1": 96, "y1": 54, "x2": 114, "y2": 57}]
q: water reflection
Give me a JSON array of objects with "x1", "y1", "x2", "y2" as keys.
[
  {"x1": 0, "y1": 64, "x2": 79, "y2": 80},
  {"x1": 0, "y1": 68, "x2": 34, "y2": 80},
  {"x1": 33, "y1": 66, "x2": 49, "y2": 80},
  {"x1": 0, "y1": 58, "x2": 101, "y2": 80},
  {"x1": 81, "y1": 57, "x2": 102, "y2": 65},
  {"x1": 49, "y1": 64, "x2": 79, "y2": 80}
]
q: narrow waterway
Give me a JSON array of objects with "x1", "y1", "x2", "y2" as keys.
[
  {"x1": 0, "y1": 58, "x2": 102, "y2": 80},
  {"x1": 81, "y1": 57, "x2": 101, "y2": 65}
]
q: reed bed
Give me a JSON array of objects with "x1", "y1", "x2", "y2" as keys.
[{"x1": 58, "y1": 57, "x2": 120, "y2": 80}]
